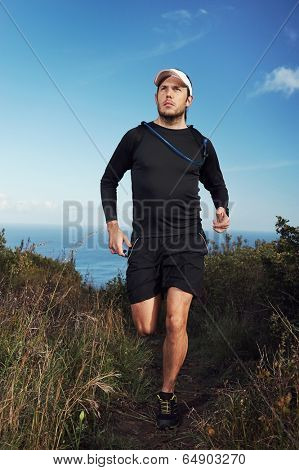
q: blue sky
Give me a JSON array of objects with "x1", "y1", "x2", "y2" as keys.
[{"x1": 0, "y1": 0, "x2": 298, "y2": 232}]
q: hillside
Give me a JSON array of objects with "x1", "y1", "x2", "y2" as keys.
[{"x1": 0, "y1": 216, "x2": 298, "y2": 450}]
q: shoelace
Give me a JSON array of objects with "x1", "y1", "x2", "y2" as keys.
[{"x1": 157, "y1": 394, "x2": 176, "y2": 415}]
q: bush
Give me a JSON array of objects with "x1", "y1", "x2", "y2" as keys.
[
  {"x1": 191, "y1": 308, "x2": 299, "y2": 449},
  {"x1": 0, "y1": 229, "x2": 154, "y2": 449}
]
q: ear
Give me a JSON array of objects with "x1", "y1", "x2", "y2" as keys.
[{"x1": 186, "y1": 95, "x2": 194, "y2": 108}]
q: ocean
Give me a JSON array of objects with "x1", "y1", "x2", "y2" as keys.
[{"x1": 1, "y1": 223, "x2": 279, "y2": 289}]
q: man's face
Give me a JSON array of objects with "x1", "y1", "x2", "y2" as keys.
[{"x1": 155, "y1": 76, "x2": 193, "y2": 120}]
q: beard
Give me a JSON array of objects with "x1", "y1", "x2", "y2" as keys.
[{"x1": 157, "y1": 105, "x2": 185, "y2": 123}]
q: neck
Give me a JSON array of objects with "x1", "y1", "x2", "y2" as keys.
[{"x1": 153, "y1": 115, "x2": 188, "y2": 130}]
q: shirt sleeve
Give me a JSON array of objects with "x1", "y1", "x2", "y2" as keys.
[
  {"x1": 199, "y1": 139, "x2": 229, "y2": 215},
  {"x1": 100, "y1": 128, "x2": 136, "y2": 223}
]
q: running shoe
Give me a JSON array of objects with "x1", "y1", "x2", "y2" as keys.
[{"x1": 156, "y1": 392, "x2": 180, "y2": 429}]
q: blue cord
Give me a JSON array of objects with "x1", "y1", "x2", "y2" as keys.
[{"x1": 141, "y1": 121, "x2": 207, "y2": 167}]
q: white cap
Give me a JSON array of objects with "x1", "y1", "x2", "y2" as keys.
[{"x1": 154, "y1": 68, "x2": 193, "y2": 96}]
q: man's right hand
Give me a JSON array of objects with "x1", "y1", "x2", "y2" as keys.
[{"x1": 107, "y1": 220, "x2": 132, "y2": 257}]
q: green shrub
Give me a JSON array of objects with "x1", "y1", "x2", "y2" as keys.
[{"x1": 191, "y1": 309, "x2": 299, "y2": 449}]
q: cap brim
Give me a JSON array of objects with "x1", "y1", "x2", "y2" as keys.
[{"x1": 154, "y1": 70, "x2": 185, "y2": 87}]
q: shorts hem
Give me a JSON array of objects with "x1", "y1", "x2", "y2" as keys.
[
  {"x1": 127, "y1": 289, "x2": 162, "y2": 305},
  {"x1": 162, "y1": 283, "x2": 199, "y2": 298}
]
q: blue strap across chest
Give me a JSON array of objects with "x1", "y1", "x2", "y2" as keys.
[{"x1": 141, "y1": 121, "x2": 208, "y2": 168}]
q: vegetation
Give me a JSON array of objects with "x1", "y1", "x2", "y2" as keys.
[{"x1": 0, "y1": 216, "x2": 298, "y2": 449}]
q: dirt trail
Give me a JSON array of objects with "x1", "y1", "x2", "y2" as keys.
[{"x1": 110, "y1": 333, "x2": 223, "y2": 450}]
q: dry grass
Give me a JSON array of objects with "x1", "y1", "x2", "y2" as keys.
[
  {"x1": 0, "y1": 216, "x2": 298, "y2": 449},
  {"x1": 0, "y1": 250, "x2": 153, "y2": 449},
  {"x1": 190, "y1": 306, "x2": 299, "y2": 449}
]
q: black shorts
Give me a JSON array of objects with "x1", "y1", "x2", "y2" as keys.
[{"x1": 125, "y1": 230, "x2": 209, "y2": 304}]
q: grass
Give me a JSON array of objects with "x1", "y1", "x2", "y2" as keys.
[
  {"x1": 189, "y1": 307, "x2": 299, "y2": 449},
  {"x1": 0, "y1": 215, "x2": 298, "y2": 449},
  {"x1": 0, "y1": 233, "x2": 154, "y2": 449}
]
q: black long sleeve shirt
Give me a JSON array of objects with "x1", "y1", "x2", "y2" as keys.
[{"x1": 100, "y1": 121, "x2": 229, "y2": 239}]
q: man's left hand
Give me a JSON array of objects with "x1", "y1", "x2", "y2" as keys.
[{"x1": 213, "y1": 207, "x2": 230, "y2": 233}]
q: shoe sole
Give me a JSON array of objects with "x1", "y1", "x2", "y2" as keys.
[
  {"x1": 157, "y1": 423, "x2": 179, "y2": 430},
  {"x1": 156, "y1": 418, "x2": 180, "y2": 430}
]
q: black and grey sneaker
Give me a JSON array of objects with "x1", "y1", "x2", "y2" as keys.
[{"x1": 156, "y1": 391, "x2": 180, "y2": 429}]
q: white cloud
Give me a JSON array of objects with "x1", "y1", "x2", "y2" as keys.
[
  {"x1": 0, "y1": 194, "x2": 59, "y2": 212},
  {"x1": 147, "y1": 32, "x2": 206, "y2": 58},
  {"x1": 83, "y1": 8, "x2": 209, "y2": 84},
  {"x1": 161, "y1": 9, "x2": 192, "y2": 23},
  {"x1": 254, "y1": 66, "x2": 299, "y2": 97},
  {"x1": 161, "y1": 7, "x2": 208, "y2": 23},
  {"x1": 148, "y1": 7, "x2": 208, "y2": 58},
  {"x1": 196, "y1": 8, "x2": 208, "y2": 15},
  {"x1": 0, "y1": 193, "x2": 10, "y2": 209},
  {"x1": 45, "y1": 200, "x2": 57, "y2": 209},
  {"x1": 16, "y1": 200, "x2": 59, "y2": 211}
]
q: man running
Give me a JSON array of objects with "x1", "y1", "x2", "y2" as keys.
[{"x1": 100, "y1": 68, "x2": 230, "y2": 429}]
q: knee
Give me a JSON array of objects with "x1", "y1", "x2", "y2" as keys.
[
  {"x1": 137, "y1": 325, "x2": 156, "y2": 336},
  {"x1": 166, "y1": 315, "x2": 186, "y2": 335}
]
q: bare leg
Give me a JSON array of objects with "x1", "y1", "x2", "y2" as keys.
[
  {"x1": 130, "y1": 293, "x2": 162, "y2": 336},
  {"x1": 162, "y1": 287, "x2": 193, "y2": 393}
]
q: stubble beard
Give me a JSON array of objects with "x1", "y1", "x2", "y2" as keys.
[{"x1": 157, "y1": 104, "x2": 185, "y2": 124}]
